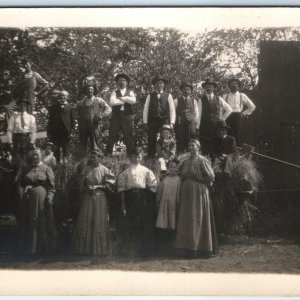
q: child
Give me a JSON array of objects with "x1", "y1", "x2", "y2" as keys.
[
  {"x1": 155, "y1": 125, "x2": 176, "y2": 172},
  {"x1": 118, "y1": 148, "x2": 158, "y2": 257},
  {"x1": 156, "y1": 159, "x2": 181, "y2": 255},
  {"x1": 42, "y1": 142, "x2": 57, "y2": 169}
]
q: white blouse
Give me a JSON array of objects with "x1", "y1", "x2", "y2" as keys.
[{"x1": 118, "y1": 164, "x2": 158, "y2": 193}]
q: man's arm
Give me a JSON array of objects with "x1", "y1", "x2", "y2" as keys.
[
  {"x1": 29, "y1": 115, "x2": 37, "y2": 143},
  {"x1": 98, "y1": 98, "x2": 112, "y2": 118},
  {"x1": 121, "y1": 90, "x2": 136, "y2": 104},
  {"x1": 6, "y1": 115, "x2": 14, "y2": 144},
  {"x1": 219, "y1": 96, "x2": 233, "y2": 120},
  {"x1": 196, "y1": 98, "x2": 202, "y2": 129},
  {"x1": 241, "y1": 94, "x2": 256, "y2": 116},
  {"x1": 110, "y1": 90, "x2": 124, "y2": 107},
  {"x1": 143, "y1": 95, "x2": 150, "y2": 124},
  {"x1": 168, "y1": 94, "x2": 176, "y2": 125}
]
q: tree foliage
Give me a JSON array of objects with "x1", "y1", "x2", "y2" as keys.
[{"x1": 1, "y1": 26, "x2": 300, "y2": 148}]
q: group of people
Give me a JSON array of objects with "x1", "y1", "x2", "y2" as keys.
[{"x1": 0, "y1": 61, "x2": 257, "y2": 259}]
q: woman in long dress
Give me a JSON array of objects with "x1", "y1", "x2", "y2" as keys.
[
  {"x1": 19, "y1": 149, "x2": 56, "y2": 254},
  {"x1": 175, "y1": 139, "x2": 218, "y2": 258},
  {"x1": 72, "y1": 149, "x2": 115, "y2": 256}
]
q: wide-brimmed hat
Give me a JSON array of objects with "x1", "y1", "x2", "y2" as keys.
[
  {"x1": 159, "y1": 124, "x2": 173, "y2": 133},
  {"x1": 201, "y1": 78, "x2": 217, "y2": 88},
  {"x1": 151, "y1": 75, "x2": 167, "y2": 85},
  {"x1": 228, "y1": 78, "x2": 242, "y2": 87},
  {"x1": 17, "y1": 98, "x2": 30, "y2": 105},
  {"x1": 115, "y1": 73, "x2": 130, "y2": 85},
  {"x1": 90, "y1": 149, "x2": 103, "y2": 157},
  {"x1": 44, "y1": 141, "x2": 56, "y2": 150},
  {"x1": 214, "y1": 120, "x2": 231, "y2": 131},
  {"x1": 180, "y1": 81, "x2": 193, "y2": 90}
]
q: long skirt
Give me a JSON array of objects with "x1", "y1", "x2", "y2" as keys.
[
  {"x1": 72, "y1": 189, "x2": 110, "y2": 256},
  {"x1": 123, "y1": 189, "x2": 156, "y2": 255},
  {"x1": 175, "y1": 180, "x2": 218, "y2": 253},
  {"x1": 20, "y1": 186, "x2": 56, "y2": 254}
]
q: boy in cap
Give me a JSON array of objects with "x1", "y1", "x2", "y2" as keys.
[
  {"x1": 174, "y1": 81, "x2": 199, "y2": 153},
  {"x1": 105, "y1": 73, "x2": 136, "y2": 155},
  {"x1": 143, "y1": 75, "x2": 176, "y2": 157},
  {"x1": 223, "y1": 78, "x2": 256, "y2": 146},
  {"x1": 199, "y1": 78, "x2": 232, "y2": 154}
]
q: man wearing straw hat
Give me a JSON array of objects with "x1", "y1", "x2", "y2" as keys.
[
  {"x1": 199, "y1": 78, "x2": 232, "y2": 154},
  {"x1": 223, "y1": 78, "x2": 256, "y2": 146},
  {"x1": 143, "y1": 75, "x2": 176, "y2": 157},
  {"x1": 105, "y1": 73, "x2": 136, "y2": 155}
]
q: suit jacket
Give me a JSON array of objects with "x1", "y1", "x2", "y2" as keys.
[{"x1": 47, "y1": 103, "x2": 76, "y2": 136}]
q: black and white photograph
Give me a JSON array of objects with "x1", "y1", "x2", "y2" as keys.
[{"x1": 0, "y1": 7, "x2": 299, "y2": 295}]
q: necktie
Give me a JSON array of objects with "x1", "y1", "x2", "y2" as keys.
[{"x1": 20, "y1": 113, "x2": 25, "y2": 129}]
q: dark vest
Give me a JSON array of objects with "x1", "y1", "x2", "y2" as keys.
[
  {"x1": 201, "y1": 94, "x2": 221, "y2": 121},
  {"x1": 112, "y1": 88, "x2": 133, "y2": 115},
  {"x1": 148, "y1": 91, "x2": 170, "y2": 120}
]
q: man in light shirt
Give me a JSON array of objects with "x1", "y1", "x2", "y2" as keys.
[
  {"x1": 105, "y1": 73, "x2": 136, "y2": 155},
  {"x1": 143, "y1": 75, "x2": 176, "y2": 158},
  {"x1": 223, "y1": 78, "x2": 256, "y2": 146},
  {"x1": 7, "y1": 98, "x2": 36, "y2": 160},
  {"x1": 198, "y1": 78, "x2": 232, "y2": 154}
]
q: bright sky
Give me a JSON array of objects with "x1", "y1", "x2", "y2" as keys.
[{"x1": 1, "y1": 8, "x2": 300, "y2": 32}]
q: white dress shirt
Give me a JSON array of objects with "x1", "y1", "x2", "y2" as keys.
[
  {"x1": 7, "y1": 111, "x2": 36, "y2": 143},
  {"x1": 224, "y1": 91, "x2": 256, "y2": 116},
  {"x1": 197, "y1": 93, "x2": 233, "y2": 128},
  {"x1": 110, "y1": 88, "x2": 136, "y2": 111},
  {"x1": 143, "y1": 91, "x2": 176, "y2": 124},
  {"x1": 118, "y1": 164, "x2": 158, "y2": 193}
]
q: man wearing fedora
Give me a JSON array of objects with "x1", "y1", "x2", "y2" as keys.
[
  {"x1": 76, "y1": 82, "x2": 111, "y2": 154},
  {"x1": 7, "y1": 98, "x2": 36, "y2": 160},
  {"x1": 105, "y1": 73, "x2": 136, "y2": 155},
  {"x1": 47, "y1": 90, "x2": 76, "y2": 163},
  {"x1": 174, "y1": 81, "x2": 199, "y2": 153},
  {"x1": 199, "y1": 78, "x2": 232, "y2": 154},
  {"x1": 223, "y1": 78, "x2": 256, "y2": 146},
  {"x1": 143, "y1": 75, "x2": 175, "y2": 157}
]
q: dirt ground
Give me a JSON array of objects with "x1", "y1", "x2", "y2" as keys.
[{"x1": 0, "y1": 235, "x2": 299, "y2": 273}]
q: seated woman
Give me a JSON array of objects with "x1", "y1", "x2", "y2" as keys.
[
  {"x1": 19, "y1": 149, "x2": 56, "y2": 255},
  {"x1": 175, "y1": 139, "x2": 218, "y2": 258},
  {"x1": 72, "y1": 149, "x2": 115, "y2": 257},
  {"x1": 118, "y1": 148, "x2": 158, "y2": 257}
]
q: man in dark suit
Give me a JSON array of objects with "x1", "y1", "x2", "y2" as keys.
[
  {"x1": 210, "y1": 120, "x2": 237, "y2": 178},
  {"x1": 47, "y1": 90, "x2": 76, "y2": 163}
]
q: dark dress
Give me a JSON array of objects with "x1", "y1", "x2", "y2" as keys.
[{"x1": 20, "y1": 162, "x2": 56, "y2": 254}]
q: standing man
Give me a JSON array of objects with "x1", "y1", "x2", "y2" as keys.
[
  {"x1": 143, "y1": 75, "x2": 175, "y2": 157},
  {"x1": 105, "y1": 74, "x2": 136, "y2": 156},
  {"x1": 199, "y1": 78, "x2": 232, "y2": 154},
  {"x1": 174, "y1": 81, "x2": 199, "y2": 154},
  {"x1": 76, "y1": 83, "x2": 111, "y2": 154},
  {"x1": 223, "y1": 78, "x2": 256, "y2": 146},
  {"x1": 47, "y1": 90, "x2": 76, "y2": 163},
  {"x1": 7, "y1": 98, "x2": 36, "y2": 161}
]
